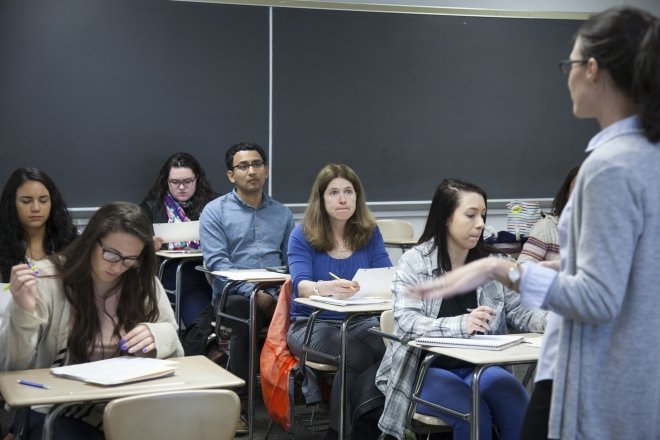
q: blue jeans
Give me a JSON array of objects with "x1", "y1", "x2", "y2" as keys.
[{"x1": 417, "y1": 366, "x2": 529, "y2": 440}]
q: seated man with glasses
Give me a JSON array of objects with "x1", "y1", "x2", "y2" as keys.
[{"x1": 200, "y1": 141, "x2": 294, "y2": 434}]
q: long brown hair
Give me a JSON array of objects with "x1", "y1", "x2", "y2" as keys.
[
  {"x1": 303, "y1": 164, "x2": 376, "y2": 252},
  {"x1": 52, "y1": 202, "x2": 159, "y2": 364}
]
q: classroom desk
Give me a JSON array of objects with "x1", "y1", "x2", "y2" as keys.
[
  {"x1": 0, "y1": 355, "x2": 244, "y2": 440},
  {"x1": 408, "y1": 333, "x2": 542, "y2": 440},
  {"x1": 156, "y1": 250, "x2": 204, "y2": 329},
  {"x1": 294, "y1": 297, "x2": 392, "y2": 440},
  {"x1": 198, "y1": 267, "x2": 289, "y2": 440}
]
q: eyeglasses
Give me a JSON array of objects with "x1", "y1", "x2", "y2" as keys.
[
  {"x1": 98, "y1": 240, "x2": 141, "y2": 268},
  {"x1": 168, "y1": 178, "x2": 196, "y2": 188},
  {"x1": 559, "y1": 59, "x2": 588, "y2": 74},
  {"x1": 232, "y1": 160, "x2": 265, "y2": 171}
]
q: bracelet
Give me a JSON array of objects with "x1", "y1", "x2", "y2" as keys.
[{"x1": 313, "y1": 280, "x2": 320, "y2": 296}]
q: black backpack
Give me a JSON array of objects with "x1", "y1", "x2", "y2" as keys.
[{"x1": 181, "y1": 304, "x2": 216, "y2": 356}]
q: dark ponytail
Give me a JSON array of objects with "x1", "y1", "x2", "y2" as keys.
[{"x1": 633, "y1": 18, "x2": 660, "y2": 142}]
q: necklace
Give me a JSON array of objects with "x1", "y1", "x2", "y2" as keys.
[
  {"x1": 26, "y1": 246, "x2": 47, "y2": 262},
  {"x1": 329, "y1": 239, "x2": 352, "y2": 259}
]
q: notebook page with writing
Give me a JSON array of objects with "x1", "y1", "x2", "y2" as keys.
[{"x1": 415, "y1": 334, "x2": 524, "y2": 351}]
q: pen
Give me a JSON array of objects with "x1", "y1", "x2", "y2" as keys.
[
  {"x1": 17, "y1": 379, "x2": 51, "y2": 390},
  {"x1": 328, "y1": 272, "x2": 355, "y2": 290}
]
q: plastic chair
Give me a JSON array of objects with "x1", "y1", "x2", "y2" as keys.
[
  {"x1": 103, "y1": 389, "x2": 240, "y2": 440},
  {"x1": 376, "y1": 219, "x2": 416, "y2": 253}
]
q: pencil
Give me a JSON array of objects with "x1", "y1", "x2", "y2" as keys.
[{"x1": 328, "y1": 272, "x2": 355, "y2": 290}]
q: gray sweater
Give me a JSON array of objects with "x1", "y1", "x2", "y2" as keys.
[{"x1": 545, "y1": 118, "x2": 660, "y2": 439}]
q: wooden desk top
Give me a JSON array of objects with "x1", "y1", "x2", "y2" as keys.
[
  {"x1": 294, "y1": 297, "x2": 392, "y2": 313},
  {"x1": 0, "y1": 356, "x2": 244, "y2": 407},
  {"x1": 408, "y1": 333, "x2": 542, "y2": 365},
  {"x1": 383, "y1": 238, "x2": 417, "y2": 246}
]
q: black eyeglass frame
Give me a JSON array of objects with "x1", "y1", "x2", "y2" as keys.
[
  {"x1": 231, "y1": 160, "x2": 266, "y2": 171},
  {"x1": 167, "y1": 177, "x2": 197, "y2": 188},
  {"x1": 558, "y1": 59, "x2": 588, "y2": 74},
  {"x1": 97, "y1": 240, "x2": 142, "y2": 268}
]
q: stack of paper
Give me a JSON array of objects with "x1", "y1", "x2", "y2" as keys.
[
  {"x1": 310, "y1": 295, "x2": 389, "y2": 306},
  {"x1": 50, "y1": 356, "x2": 178, "y2": 386},
  {"x1": 416, "y1": 334, "x2": 524, "y2": 351}
]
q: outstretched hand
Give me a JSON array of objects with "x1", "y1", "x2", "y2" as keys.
[{"x1": 408, "y1": 258, "x2": 511, "y2": 299}]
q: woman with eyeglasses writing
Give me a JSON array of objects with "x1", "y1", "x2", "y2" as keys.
[
  {"x1": 1, "y1": 202, "x2": 183, "y2": 439},
  {"x1": 140, "y1": 152, "x2": 217, "y2": 326},
  {"x1": 411, "y1": 7, "x2": 660, "y2": 439}
]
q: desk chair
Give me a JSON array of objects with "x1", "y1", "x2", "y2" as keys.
[
  {"x1": 377, "y1": 310, "x2": 451, "y2": 440},
  {"x1": 376, "y1": 220, "x2": 416, "y2": 263},
  {"x1": 103, "y1": 389, "x2": 240, "y2": 440},
  {"x1": 214, "y1": 275, "x2": 284, "y2": 440}
]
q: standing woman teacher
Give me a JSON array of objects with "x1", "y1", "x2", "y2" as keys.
[{"x1": 413, "y1": 7, "x2": 660, "y2": 440}]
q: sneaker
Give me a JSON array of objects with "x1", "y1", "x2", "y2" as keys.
[{"x1": 235, "y1": 413, "x2": 248, "y2": 436}]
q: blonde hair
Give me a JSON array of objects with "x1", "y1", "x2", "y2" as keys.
[{"x1": 303, "y1": 164, "x2": 376, "y2": 251}]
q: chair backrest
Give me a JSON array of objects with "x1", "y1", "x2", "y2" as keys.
[
  {"x1": 380, "y1": 309, "x2": 395, "y2": 347},
  {"x1": 103, "y1": 389, "x2": 240, "y2": 440},
  {"x1": 376, "y1": 219, "x2": 415, "y2": 241}
]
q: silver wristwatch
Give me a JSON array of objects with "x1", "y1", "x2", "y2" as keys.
[{"x1": 507, "y1": 263, "x2": 521, "y2": 289}]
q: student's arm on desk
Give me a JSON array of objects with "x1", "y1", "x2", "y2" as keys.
[
  {"x1": 287, "y1": 226, "x2": 357, "y2": 298},
  {"x1": 140, "y1": 281, "x2": 184, "y2": 358}
]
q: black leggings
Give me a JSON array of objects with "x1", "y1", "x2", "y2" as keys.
[{"x1": 519, "y1": 379, "x2": 553, "y2": 440}]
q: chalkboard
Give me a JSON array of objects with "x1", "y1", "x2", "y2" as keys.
[
  {"x1": 1, "y1": 1, "x2": 597, "y2": 208},
  {"x1": 272, "y1": 8, "x2": 597, "y2": 203},
  {"x1": 0, "y1": 0, "x2": 268, "y2": 206}
]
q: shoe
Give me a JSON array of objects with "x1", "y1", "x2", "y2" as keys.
[{"x1": 235, "y1": 413, "x2": 248, "y2": 436}]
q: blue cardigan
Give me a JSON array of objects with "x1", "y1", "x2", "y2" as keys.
[{"x1": 288, "y1": 224, "x2": 392, "y2": 320}]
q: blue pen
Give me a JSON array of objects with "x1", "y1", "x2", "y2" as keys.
[{"x1": 17, "y1": 379, "x2": 51, "y2": 390}]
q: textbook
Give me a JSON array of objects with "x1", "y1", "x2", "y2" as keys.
[
  {"x1": 50, "y1": 356, "x2": 178, "y2": 386},
  {"x1": 415, "y1": 334, "x2": 524, "y2": 351},
  {"x1": 310, "y1": 295, "x2": 389, "y2": 306}
]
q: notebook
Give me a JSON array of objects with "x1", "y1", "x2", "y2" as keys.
[
  {"x1": 50, "y1": 356, "x2": 179, "y2": 386},
  {"x1": 309, "y1": 295, "x2": 389, "y2": 306},
  {"x1": 415, "y1": 334, "x2": 524, "y2": 351}
]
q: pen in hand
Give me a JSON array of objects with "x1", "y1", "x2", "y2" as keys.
[
  {"x1": 18, "y1": 379, "x2": 51, "y2": 390},
  {"x1": 328, "y1": 272, "x2": 355, "y2": 290}
]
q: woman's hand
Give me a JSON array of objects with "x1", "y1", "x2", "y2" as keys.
[
  {"x1": 121, "y1": 324, "x2": 156, "y2": 355},
  {"x1": 319, "y1": 279, "x2": 360, "y2": 298},
  {"x1": 467, "y1": 306, "x2": 495, "y2": 335},
  {"x1": 153, "y1": 236, "x2": 164, "y2": 251},
  {"x1": 408, "y1": 258, "x2": 516, "y2": 299},
  {"x1": 8, "y1": 263, "x2": 39, "y2": 313}
]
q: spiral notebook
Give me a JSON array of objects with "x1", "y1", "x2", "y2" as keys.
[{"x1": 415, "y1": 334, "x2": 524, "y2": 351}]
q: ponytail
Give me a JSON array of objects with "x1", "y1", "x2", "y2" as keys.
[{"x1": 633, "y1": 18, "x2": 660, "y2": 142}]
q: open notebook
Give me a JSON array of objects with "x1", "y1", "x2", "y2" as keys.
[
  {"x1": 415, "y1": 334, "x2": 524, "y2": 351},
  {"x1": 50, "y1": 356, "x2": 178, "y2": 386}
]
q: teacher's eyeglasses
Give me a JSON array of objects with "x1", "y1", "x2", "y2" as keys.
[
  {"x1": 558, "y1": 59, "x2": 587, "y2": 74},
  {"x1": 98, "y1": 240, "x2": 141, "y2": 268}
]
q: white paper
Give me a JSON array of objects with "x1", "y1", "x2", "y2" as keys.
[
  {"x1": 211, "y1": 270, "x2": 289, "y2": 281},
  {"x1": 349, "y1": 267, "x2": 395, "y2": 298},
  {"x1": 310, "y1": 295, "x2": 388, "y2": 306},
  {"x1": 152, "y1": 221, "x2": 199, "y2": 243},
  {"x1": 50, "y1": 356, "x2": 178, "y2": 386}
]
